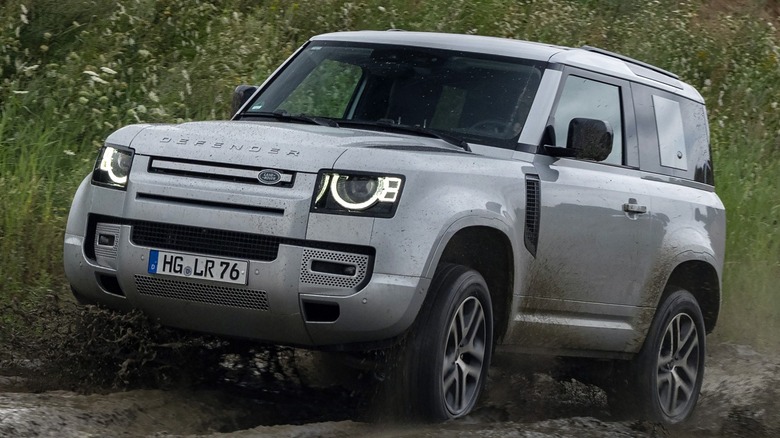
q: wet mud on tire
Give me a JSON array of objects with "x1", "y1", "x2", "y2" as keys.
[{"x1": 0, "y1": 343, "x2": 777, "y2": 437}]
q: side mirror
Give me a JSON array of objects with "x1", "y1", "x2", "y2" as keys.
[
  {"x1": 231, "y1": 85, "x2": 257, "y2": 116},
  {"x1": 567, "y1": 118, "x2": 613, "y2": 161}
]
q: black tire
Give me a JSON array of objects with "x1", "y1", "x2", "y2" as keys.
[
  {"x1": 403, "y1": 264, "x2": 494, "y2": 421},
  {"x1": 609, "y1": 288, "x2": 706, "y2": 424}
]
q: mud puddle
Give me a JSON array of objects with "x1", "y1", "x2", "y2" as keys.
[{"x1": 1, "y1": 342, "x2": 777, "y2": 437}]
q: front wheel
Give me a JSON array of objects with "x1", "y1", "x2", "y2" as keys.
[
  {"x1": 610, "y1": 288, "x2": 706, "y2": 424},
  {"x1": 404, "y1": 264, "x2": 494, "y2": 420}
]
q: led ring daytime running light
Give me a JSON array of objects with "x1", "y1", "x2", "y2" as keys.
[
  {"x1": 99, "y1": 147, "x2": 128, "y2": 185},
  {"x1": 315, "y1": 174, "x2": 331, "y2": 204},
  {"x1": 329, "y1": 174, "x2": 402, "y2": 210}
]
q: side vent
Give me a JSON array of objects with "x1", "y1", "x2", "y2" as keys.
[{"x1": 524, "y1": 175, "x2": 541, "y2": 257}]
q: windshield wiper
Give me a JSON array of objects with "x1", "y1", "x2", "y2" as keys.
[
  {"x1": 246, "y1": 110, "x2": 339, "y2": 128},
  {"x1": 337, "y1": 120, "x2": 471, "y2": 152}
]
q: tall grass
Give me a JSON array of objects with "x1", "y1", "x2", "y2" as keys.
[{"x1": 1, "y1": 0, "x2": 778, "y2": 349}]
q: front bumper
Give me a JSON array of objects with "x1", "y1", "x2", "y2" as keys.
[{"x1": 64, "y1": 222, "x2": 427, "y2": 346}]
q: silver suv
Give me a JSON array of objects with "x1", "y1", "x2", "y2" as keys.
[{"x1": 64, "y1": 31, "x2": 725, "y2": 424}]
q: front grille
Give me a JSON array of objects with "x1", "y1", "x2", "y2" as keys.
[
  {"x1": 148, "y1": 158, "x2": 295, "y2": 188},
  {"x1": 131, "y1": 221, "x2": 281, "y2": 261},
  {"x1": 135, "y1": 275, "x2": 269, "y2": 311}
]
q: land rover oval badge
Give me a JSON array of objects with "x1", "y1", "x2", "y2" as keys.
[{"x1": 258, "y1": 169, "x2": 282, "y2": 185}]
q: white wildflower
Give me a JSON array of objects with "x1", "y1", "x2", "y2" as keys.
[
  {"x1": 100, "y1": 66, "x2": 117, "y2": 75},
  {"x1": 20, "y1": 14, "x2": 29, "y2": 25},
  {"x1": 78, "y1": 96, "x2": 89, "y2": 104},
  {"x1": 181, "y1": 69, "x2": 190, "y2": 81},
  {"x1": 136, "y1": 104, "x2": 147, "y2": 114},
  {"x1": 12, "y1": 90, "x2": 29, "y2": 94},
  {"x1": 704, "y1": 78, "x2": 712, "y2": 87},
  {"x1": 21, "y1": 4, "x2": 28, "y2": 14},
  {"x1": 378, "y1": 6, "x2": 386, "y2": 12},
  {"x1": 91, "y1": 76, "x2": 109, "y2": 84},
  {"x1": 63, "y1": 149, "x2": 76, "y2": 156},
  {"x1": 148, "y1": 91, "x2": 159, "y2": 102},
  {"x1": 771, "y1": 102, "x2": 778, "y2": 110},
  {"x1": 83, "y1": 70, "x2": 99, "y2": 77},
  {"x1": 137, "y1": 49, "x2": 151, "y2": 58}
]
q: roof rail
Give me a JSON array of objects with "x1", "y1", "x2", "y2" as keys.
[{"x1": 580, "y1": 45, "x2": 679, "y2": 80}]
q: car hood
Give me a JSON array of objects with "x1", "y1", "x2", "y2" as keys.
[{"x1": 107, "y1": 120, "x2": 464, "y2": 173}]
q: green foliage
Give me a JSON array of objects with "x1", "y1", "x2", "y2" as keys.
[{"x1": 0, "y1": 0, "x2": 778, "y2": 359}]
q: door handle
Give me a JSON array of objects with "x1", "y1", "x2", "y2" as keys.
[{"x1": 622, "y1": 202, "x2": 647, "y2": 214}]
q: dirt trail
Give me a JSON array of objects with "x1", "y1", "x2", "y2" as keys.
[{"x1": 0, "y1": 342, "x2": 777, "y2": 437}]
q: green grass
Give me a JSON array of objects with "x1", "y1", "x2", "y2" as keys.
[{"x1": 1, "y1": 0, "x2": 778, "y2": 350}]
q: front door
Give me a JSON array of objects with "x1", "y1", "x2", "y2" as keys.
[{"x1": 514, "y1": 71, "x2": 654, "y2": 353}]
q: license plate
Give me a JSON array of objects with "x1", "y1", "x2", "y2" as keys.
[{"x1": 147, "y1": 250, "x2": 248, "y2": 285}]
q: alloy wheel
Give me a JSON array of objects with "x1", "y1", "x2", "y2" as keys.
[
  {"x1": 441, "y1": 296, "x2": 487, "y2": 416},
  {"x1": 656, "y1": 312, "x2": 700, "y2": 418}
]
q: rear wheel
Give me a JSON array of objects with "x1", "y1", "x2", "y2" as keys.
[
  {"x1": 403, "y1": 264, "x2": 494, "y2": 420},
  {"x1": 609, "y1": 288, "x2": 706, "y2": 424}
]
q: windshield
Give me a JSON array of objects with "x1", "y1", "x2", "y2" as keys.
[{"x1": 243, "y1": 41, "x2": 544, "y2": 149}]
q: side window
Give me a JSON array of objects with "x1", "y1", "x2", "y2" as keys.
[
  {"x1": 278, "y1": 59, "x2": 362, "y2": 118},
  {"x1": 652, "y1": 95, "x2": 688, "y2": 170},
  {"x1": 552, "y1": 76, "x2": 623, "y2": 165},
  {"x1": 633, "y1": 83, "x2": 713, "y2": 184}
]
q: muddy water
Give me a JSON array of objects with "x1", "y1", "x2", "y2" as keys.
[{"x1": 1, "y1": 342, "x2": 777, "y2": 437}]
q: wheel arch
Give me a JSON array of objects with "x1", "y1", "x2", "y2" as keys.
[
  {"x1": 427, "y1": 223, "x2": 515, "y2": 344},
  {"x1": 661, "y1": 259, "x2": 721, "y2": 334}
]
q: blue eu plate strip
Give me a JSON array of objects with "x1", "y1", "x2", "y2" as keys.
[{"x1": 148, "y1": 250, "x2": 159, "y2": 274}]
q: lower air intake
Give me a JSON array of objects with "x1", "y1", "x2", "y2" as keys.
[
  {"x1": 300, "y1": 248, "x2": 369, "y2": 289},
  {"x1": 135, "y1": 275, "x2": 269, "y2": 311}
]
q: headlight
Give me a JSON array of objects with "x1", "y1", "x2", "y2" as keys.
[
  {"x1": 92, "y1": 145, "x2": 134, "y2": 189},
  {"x1": 312, "y1": 171, "x2": 404, "y2": 217}
]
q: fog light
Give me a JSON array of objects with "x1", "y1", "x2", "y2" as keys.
[{"x1": 98, "y1": 234, "x2": 115, "y2": 246}]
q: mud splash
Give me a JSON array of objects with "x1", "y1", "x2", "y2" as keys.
[{"x1": 0, "y1": 343, "x2": 777, "y2": 437}]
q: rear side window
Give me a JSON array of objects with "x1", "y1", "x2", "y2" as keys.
[
  {"x1": 633, "y1": 84, "x2": 713, "y2": 185},
  {"x1": 653, "y1": 95, "x2": 688, "y2": 171}
]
